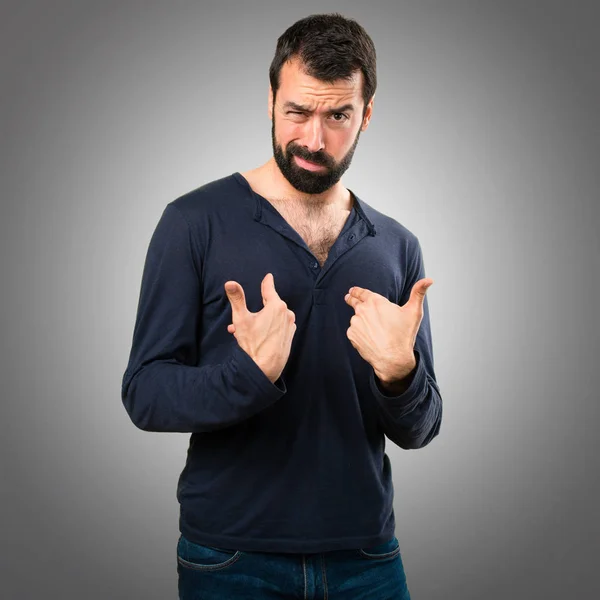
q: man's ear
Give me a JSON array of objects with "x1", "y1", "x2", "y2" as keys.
[{"x1": 361, "y1": 94, "x2": 375, "y2": 131}]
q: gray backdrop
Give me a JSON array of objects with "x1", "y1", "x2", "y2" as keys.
[{"x1": 1, "y1": 0, "x2": 598, "y2": 598}]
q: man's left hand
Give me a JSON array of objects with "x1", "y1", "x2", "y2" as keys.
[{"x1": 344, "y1": 279, "x2": 434, "y2": 384}]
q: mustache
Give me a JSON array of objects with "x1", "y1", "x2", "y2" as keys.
[{"x1": 288, "y1": 145, "x2": 333, "y2": 168}]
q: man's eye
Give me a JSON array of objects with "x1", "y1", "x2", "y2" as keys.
[{"x1": 287, "y1": 111, "x2": 347, "y2": 121}]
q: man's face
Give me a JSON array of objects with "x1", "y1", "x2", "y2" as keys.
[{"x1": 270, "y1": 57, "x2": 373, "y2": 195}]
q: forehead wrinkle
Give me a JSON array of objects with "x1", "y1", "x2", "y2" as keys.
[
  {"x1": 277, "y1": 57, "x2": 364, "y2": 112},
  {"x1": 287, "y1": 86, "x2": 358, "y2": 113}
]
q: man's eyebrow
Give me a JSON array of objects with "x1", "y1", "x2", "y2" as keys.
[{"x1": 282, "y1": 101, "x2": 355, "y2": 113}]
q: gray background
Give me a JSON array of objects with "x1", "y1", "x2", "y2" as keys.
[{"x1": 1, "y1": 0, "x2": 598, "y2": 598}]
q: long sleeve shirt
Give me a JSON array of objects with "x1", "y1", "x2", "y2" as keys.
[{"x1": 121, "y1": 172, "x2": 442, "y2": 553}]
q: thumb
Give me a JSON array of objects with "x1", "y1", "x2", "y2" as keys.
[
  {"x1": 408, "y1": 278, "x2": 434, "y2": 307},
  {"x1": 224, "y1": 281, "x2": 249, "y2": 319},
  {"x1": 261, "y1": 272, "x2": 279, "y2": 305}
]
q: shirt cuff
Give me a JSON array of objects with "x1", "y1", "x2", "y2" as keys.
[
  {"x1": 369, "y1": 350, "x2": 426, "y2": 413},
  {"x1": 231, "y1": 343, "x2": 287, "y2": 396}
]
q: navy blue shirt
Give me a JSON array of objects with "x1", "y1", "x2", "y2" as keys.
[{"x1": 121, "y1": 172, "x2": 442, "y2": 553}]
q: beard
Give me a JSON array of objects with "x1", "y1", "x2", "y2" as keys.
[{"x1": 271, "y1": 112, "x2": 361, "y2": 195}]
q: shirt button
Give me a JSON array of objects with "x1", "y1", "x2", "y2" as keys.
[{"x1": 312, "y1": 262, "x2": 318, "y2": 269}]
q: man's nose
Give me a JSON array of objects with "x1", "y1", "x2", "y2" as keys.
[{"x1": 301, "y1": 118, "x2": 325, "y2": 153}]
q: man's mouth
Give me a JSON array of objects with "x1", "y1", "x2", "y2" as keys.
[{"x1": 294, "y1": 155, "x2": 327, "y2": 171}]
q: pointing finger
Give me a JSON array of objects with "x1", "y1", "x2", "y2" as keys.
[
  {"x1": 344, "y1": 292, "x2": 362, "y2": 309},
  {"x1": 261, "y1": 272, "x2": 279, "y2": 305},
  {"x1": 348, "y1": 286, "x2": 375, "y2": 302}
]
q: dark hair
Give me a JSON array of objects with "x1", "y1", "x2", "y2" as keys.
[{"x1": 268, "y1": 13, "x2": 377, "y2": 118}]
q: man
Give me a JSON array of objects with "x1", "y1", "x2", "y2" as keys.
[{"x1": 121, "y1": 12, "x2": 442, "y2": 600}]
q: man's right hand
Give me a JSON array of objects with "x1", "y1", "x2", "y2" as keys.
[{"x1": 224, "y1": 273, "x2": 296, "y2": 383}]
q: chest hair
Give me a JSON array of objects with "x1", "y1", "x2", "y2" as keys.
[{"x1": 270, "y1": 200, "x2": 350, "y2": 267}]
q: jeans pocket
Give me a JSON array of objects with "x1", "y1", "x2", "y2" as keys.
[
  {"x1": 356, "y1": 536, "x2": 401, "y2": 560},
  {"x1": 177, "y1": 534, "x2": 243, "y2": 571}
]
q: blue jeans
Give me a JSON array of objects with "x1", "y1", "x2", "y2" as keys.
[{"x1": 177, "y1": 533, "x2": 411, "y2": 599}]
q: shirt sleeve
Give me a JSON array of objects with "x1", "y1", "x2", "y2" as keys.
[
  {"x1": 369, "y1": 237, "x2": 443, "y2": 449},
  {"x1": 120, "y1": 203, "x2": 286, "y2": 433}
]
